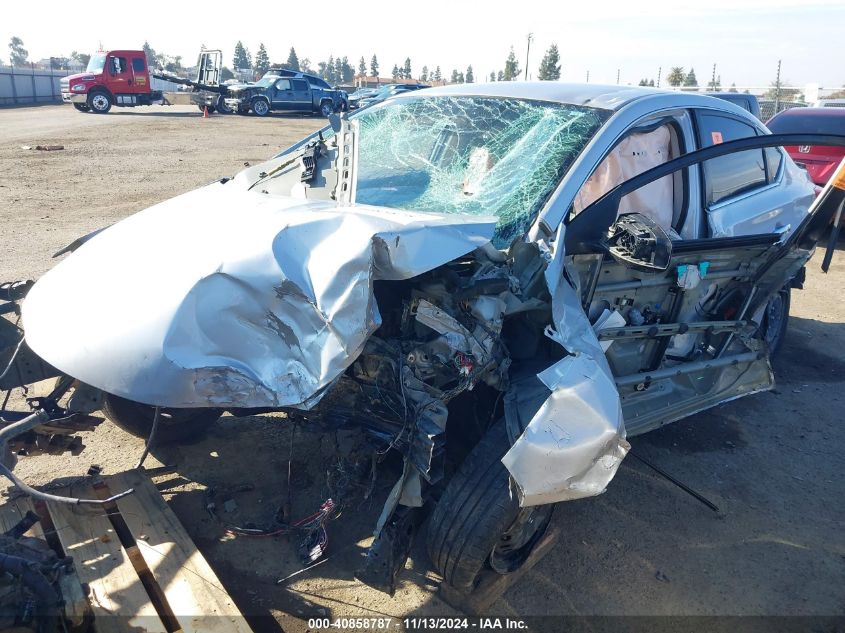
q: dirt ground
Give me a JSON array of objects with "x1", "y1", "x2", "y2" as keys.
[{"x1": 1, "y1": 105, "x2": 843, "y2": 631}]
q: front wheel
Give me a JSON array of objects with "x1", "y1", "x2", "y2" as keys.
[
  {"x1": 87, "y1": 91, "x2": 112, "y2": 114},
  {"x1": 427, "y1": 420, "x2": 554, "y2": 590},
  {"x1": 102, "y1": 393, "x2": 222, "y2": 444},
  {"x1": 252, "y1": 98, "x2": 270, "y2": 117},
  {"x1": 216, "y1": 95, "x2": 232, "y2": 114},
  {"x1": 72, "y1": 103, "x2": 89, "y2": 112},
  {"x1": 320, "y1": 101, "x2": 334, "y2": 117}
]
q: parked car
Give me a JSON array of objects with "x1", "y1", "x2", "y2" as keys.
[
  {"x1": 5, "y1": 83, "x2": 844, "y2": 600},
  {"x1": 223, "y1": 69, "x2": 347, "y2": 117},
  {"x1": 346, "y1": 87, "x2": 379, "y2": 109},
  {"x1": 353, "y1": 82, "x2": 428, "y2": 108},
  {"x1": 766, "y1": 107, "x2": 845, "y2": 186},
  {"x1": 704, "y1": 91, "x2": 761, "y2": 118}
]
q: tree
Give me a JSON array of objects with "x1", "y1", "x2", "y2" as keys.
[
  {"x1": 707, "y1": 74, "x2": 722, "y2": 92},
  {"x1": 728, "y1": 83, "x2": 738, "y2": 93},
  {"x1": 503, "y1": 46, "x2": 520, "y2": 81},
  {"x1": 450, "y1": 69, "x2": 459, "y2": 83},
  {"x1": 421, "y1": 65, "x2": 429, "y2": 81},
  {"x1": 537, "y1": 43, "x2": 561, "y2": 81},
  {"x1": 465, "y1": 65, "x2": 474, "y2": 83},
  {"x1": 497, "y1": 70, "x2": 504, "y2": 81},
  {"x1": 233, "y1": 41, "x2": 251, "y2": 70},
  {"x1": 9, "y1": 36, "x2": 28, "y2": 66},
  {"x1": 221, "y1": 66, "x2": 235, "y2": 81},
  {"x1": 649, "y1": 79, "x2": 655, "y2": 87},
  {"x1": 638, "y1": 78, "x2": 648, "y2": 86},
  {"x1": 434, "y1": 66, "x2": 442, "y2": 81},
  {"x1": 70, "y1": 51, "x2": 91, "y2": 67},
  {"x1": 300, "y1": 58, "x2": 312, "y2": 73},
  {"x1": 159, "y1": 55, "x2": 184, "y2": 73},
  {"x1": 358, "y1": 56, "x2": 367, "y2": 76},
  {"x1": 490, "y1": 71, "x2": 496, "y2": 82},
  {"x1": 285, "y1": 47, "x2": 300, "y2": 72},
  {"x1": 403, "y1": 57, "x2": 412, "y2": 79},
  {"x1": 760, "y1": 79, "x2": 804, "y2": 101},
  {"x1": 667, "y1": 66, "x2": 685, "y2": 87},
  {"x1": 392, "y1": 64, "x2": 400, "y2": 80},
  {"x1": 370, "y1": 54, "x2": 379, "y2": 77},
  {"x1": 142, "y1": 41, "x2": 157, "y2": 68},
  {"x1": 340, "y1": 56, "x2": 354, "y2": 83},
  {"x1": 683, "y1": 67, "x2": 698, "y2": 88},
  {"x1": 457, "y1": 71, "x2": 465, "y2": 83},
  {"x1": 254, "y1": 43, "x2": 270, "y2": 75}
]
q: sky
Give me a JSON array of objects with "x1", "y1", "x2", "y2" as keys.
[{"x1": 3, "y1": 0, "x2": 845, "y2": 88}]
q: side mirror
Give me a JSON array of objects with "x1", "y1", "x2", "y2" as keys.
[
  {"x1": 606, "y1": 213, "x2": 672, "y2": 272},
  {"x1": 328, "y1": 113, "x2": 343, "y2": 133}
]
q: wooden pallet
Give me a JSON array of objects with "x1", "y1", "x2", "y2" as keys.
[{"x1": 0, "y1": 469, "x2": 252, "y2": 633}]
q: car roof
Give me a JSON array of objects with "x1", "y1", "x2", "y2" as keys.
[
  {"x1": 393, "y1": 81, "x2": 744, "y2": 112},
  {"x1": 767, "y1": 107, "x2": 845, "y2": 133}
]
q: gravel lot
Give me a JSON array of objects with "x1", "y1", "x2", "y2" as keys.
[{"x1": 1, "y1": 104, "x2": 843, "y2": 631}]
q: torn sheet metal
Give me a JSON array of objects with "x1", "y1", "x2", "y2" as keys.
[
  {"x1": 502, "y1": 226, "x2": 629, "y2": 506},
  {"x1": 23, "y1": 182, "x2": 495, "y2": 408},
  {"x1": 501, "y1": 352, "x2": 629, "y2": 506}
]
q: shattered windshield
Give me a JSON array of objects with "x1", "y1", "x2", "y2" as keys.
[
  {"x1": 354, "y1": 96, "x2": 609, "y2": 247},
  {"x1": 86, "y1": 54, "x2": 106, "y2": 73}
]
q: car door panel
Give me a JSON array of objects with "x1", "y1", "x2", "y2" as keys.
[{"x1": 564, "y1": 134, "x2": 845, "y2": 437}]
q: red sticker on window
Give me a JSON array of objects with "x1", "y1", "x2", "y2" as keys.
[{"x1": 711, "y1": 131, "x2": 723, "y2": 145}]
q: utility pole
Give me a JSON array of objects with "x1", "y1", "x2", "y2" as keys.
[
  {"x1": 586, "y1": 70, "x2": 590, "y2": 83},
  {"x1": 711, "y1": 63, "x2": 717, "y2": 90},
  {"x1": 774, "y1": 59, "x2": 782, "y2": 113},
  {"x1": 524, "y1": 33, "x2": 533, "y2": 81},
  {"x1": 616, "y1": 68, "x2": 620, "y2": 85},
  {"x1": 657, "y1": 66, "x2": 661, "y2": 87}
]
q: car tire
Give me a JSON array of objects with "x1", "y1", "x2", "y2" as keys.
[
  {"x1": 72, "y1": 103, "x2": 89, "y2": 112},
  {"x1": 102, "y1": 393, "x2": 222, "y2": 444},
  {"x1": 87, "y1": 91, "x2": 112, "y2": 114},
  {"x1": 427, "y1": 419, "x2": 555, "y2": 590},
  {"x1": 252, "y1": 98, "x2": 270, "y2": 117},
  {"x1": 761, "y1": 286, "x2": 791, "y2": 357},
  {"x1": 320, "y1": 100, "x2": 334, "y2": 117},
  {"x1": 216, "y1": 95, "x2": 232, "y2": 114}
]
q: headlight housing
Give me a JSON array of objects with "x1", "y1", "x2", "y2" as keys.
[{"x1": 72, "y1": 84, "x2": 86, "y2": 92}]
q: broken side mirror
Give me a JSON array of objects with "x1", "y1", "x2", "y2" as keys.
[{"x1": 606, "y1": 212, "x2": 672, "y2": 272}]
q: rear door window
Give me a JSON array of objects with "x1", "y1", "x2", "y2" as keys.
[
  {"x1": 696, "y1": 113, "x2": 766, "y2": 205},
  {"x1": 291, "y1": 79, "x2": 309, "y2": 92}
]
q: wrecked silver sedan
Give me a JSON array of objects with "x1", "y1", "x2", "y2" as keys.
[{"x1": 3, "y1": 83, "x2": 845, "y2": 598}]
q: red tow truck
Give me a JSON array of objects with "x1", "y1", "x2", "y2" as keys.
[{"x1": 60, "y1": 49, "x2": 230, "y2": 114}]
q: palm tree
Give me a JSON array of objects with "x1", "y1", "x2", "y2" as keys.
[{"x1": 667, "y1": 66, "x2": 685, "y2": 87}]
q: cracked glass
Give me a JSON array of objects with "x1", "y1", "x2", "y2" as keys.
[{"x1": 354, "y1": 96, "x2": 608, "y2": 247}]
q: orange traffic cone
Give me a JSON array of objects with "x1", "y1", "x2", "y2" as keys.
[{"x1": 203, "y1": 106, "x2": 209, "y2": 118}]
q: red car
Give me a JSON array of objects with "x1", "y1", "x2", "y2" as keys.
[{"x1": 767, "y1": 107, "x2": 845, "y2": 186}]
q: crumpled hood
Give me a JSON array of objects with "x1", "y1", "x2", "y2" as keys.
[{"x1": 23, "y1": 182, "x2": 496, "y2": 408}]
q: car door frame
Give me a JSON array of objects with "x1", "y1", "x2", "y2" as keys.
[{"x1": 270, "y1": 78, "x2": 294, "y2": 111}]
